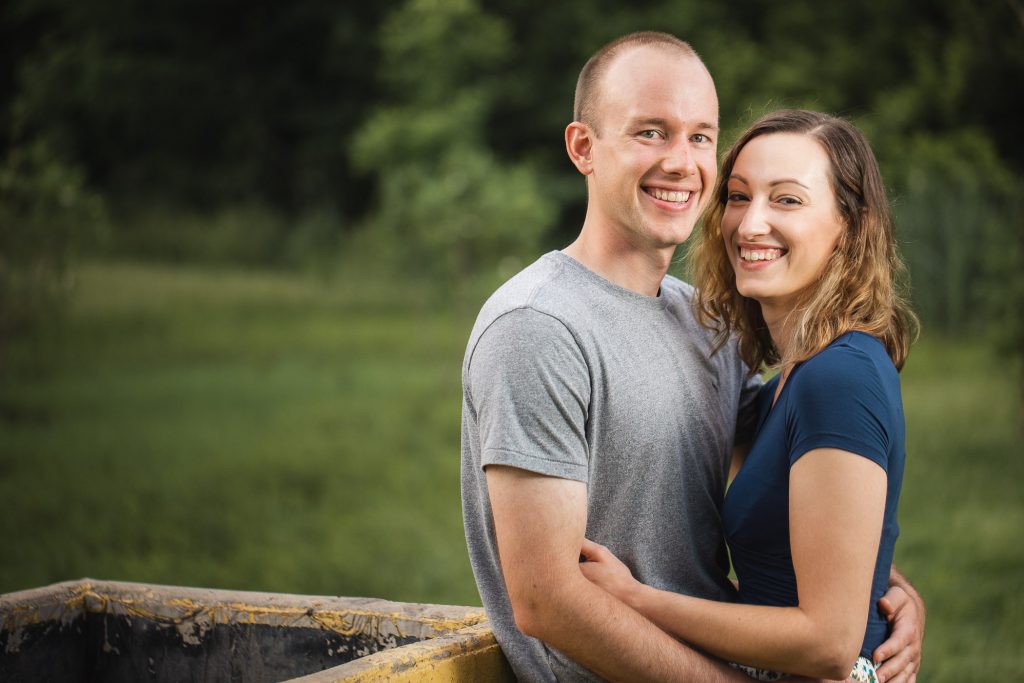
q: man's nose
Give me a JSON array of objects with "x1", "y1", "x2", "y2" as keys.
[{"x1": 661, "y1": 139, "x2": 697, "y2": 176}]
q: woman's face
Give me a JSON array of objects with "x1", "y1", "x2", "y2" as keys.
[{"x1": 720, "y1": 132, "x2": 845, "y2": 320}]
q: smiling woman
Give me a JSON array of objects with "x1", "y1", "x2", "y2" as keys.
[
  {"x1": 578, "y1": 110, "x2": 922, "y2": 682},
  {"x1": 721, "y1": 133, "x2": 846, "y2": 323}
]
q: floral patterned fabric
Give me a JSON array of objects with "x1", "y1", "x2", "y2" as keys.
[{"x1": 731, "y1": 655, "x2": 878, "y2": 682}]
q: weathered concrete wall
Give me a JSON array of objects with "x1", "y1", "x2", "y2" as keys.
[{"x1": 0, "y1": 579, "x2": 513, "y2": 682}]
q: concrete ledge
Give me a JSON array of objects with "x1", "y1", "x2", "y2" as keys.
[{"x1": 0, "y1": 578, "x2": 514, "y2": 682}]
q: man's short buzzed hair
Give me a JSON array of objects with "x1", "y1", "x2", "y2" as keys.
[{"x1": 573, "y1": 32, "x2": 700, "y2": 133}]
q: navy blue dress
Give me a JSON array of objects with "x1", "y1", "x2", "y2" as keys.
[{"x1": 723, "y1": 332, "x2": 906, "y2": 658}]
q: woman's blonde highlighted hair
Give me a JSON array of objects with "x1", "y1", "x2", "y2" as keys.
[{"x1": 692, "y1": 109, "x2": 918, "y2": 372}]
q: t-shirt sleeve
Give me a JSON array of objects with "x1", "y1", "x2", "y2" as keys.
[
  {"x1": 735, "y1": 365, "x2": 764, "y2": 445},
  {"x1": 786, "y1": 346, "x2": 892, "y2": 470},
  {"x1": 466, "y1": 307, "x2": 590, "y2": 482}
]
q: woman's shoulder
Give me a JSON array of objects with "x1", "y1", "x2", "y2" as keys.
[
  {"x1": 793, "y1": 332, "x2": 897, "y2": 397},
  {"x1": 807, "y1": 332, "x2": 893, "y2": 372}
]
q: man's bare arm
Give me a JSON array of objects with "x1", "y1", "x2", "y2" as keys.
[{"x1": 487, "y1": 465, "x2": 748, "y2": 683}]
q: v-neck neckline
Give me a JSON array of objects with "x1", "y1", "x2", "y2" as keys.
[{"x1": 755, "y1": 363, "x2": 802, "y2": 436}]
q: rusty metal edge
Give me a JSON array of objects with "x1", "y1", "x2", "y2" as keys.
[
  {"x1": 1, "y1": 579, "x2": 488, "y2": 646},
  {"x1": 285, "y1": 622, "x2": 514, "y2": 683}
]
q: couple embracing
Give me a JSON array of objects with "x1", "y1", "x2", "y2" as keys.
[{"x1": 462, "y1": 32, "x2": 924, "y2": 683}]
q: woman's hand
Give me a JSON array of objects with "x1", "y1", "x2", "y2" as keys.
[{"x1": 579, "y1": 539, "x2": 642, "y2": 606}]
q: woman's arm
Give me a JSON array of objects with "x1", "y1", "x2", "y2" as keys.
[{"x1": 580, "y1": 447, "x2": 886, "y2": 680}]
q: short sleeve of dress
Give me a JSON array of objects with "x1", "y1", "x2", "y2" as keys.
[
  {"x1": 786, "y1": 343, "x2": 892, "y2": 470},
  {"x1": 466, "y1": 307, "x2": 590, "y2": 482}
]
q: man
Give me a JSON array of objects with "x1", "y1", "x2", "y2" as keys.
[{"x1": 461, "y1": 32, "x2": 923, "y2": 682}]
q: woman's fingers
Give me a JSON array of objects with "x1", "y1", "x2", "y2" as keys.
[{"x1": 579, "y1": 538, "x2": 606, "y2": 560}]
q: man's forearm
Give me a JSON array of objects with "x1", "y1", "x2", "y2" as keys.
[
  {"x1": 521, "y1": 572, "x2": 747, "y2": 683},
  {"x1": 487, "y1": 466, "x2": 746, "y2": 682}
]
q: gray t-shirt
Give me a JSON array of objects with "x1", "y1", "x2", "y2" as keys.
[{"x1": 461, "y1": 252, "x2": 760, "y2": 682}]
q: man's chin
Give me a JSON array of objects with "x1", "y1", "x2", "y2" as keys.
[{"x1": 652, "y1": 224, "x2": 696, "y2": 249}]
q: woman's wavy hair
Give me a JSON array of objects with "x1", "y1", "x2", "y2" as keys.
[{"x1": 691, "y1": 109, "x2": 918, "y2": 372}]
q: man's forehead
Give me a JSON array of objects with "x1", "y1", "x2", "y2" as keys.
[
  {"x1": 603, "y1": 44, "x2": 708, "y2": 82},
  {"x1": 602, "y1": 48, "x2": 716, "y2": 104},
  {"x1": 610, "y1": 79, "x2": 718, "y2": 130}
]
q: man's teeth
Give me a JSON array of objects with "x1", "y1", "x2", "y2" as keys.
[
  {"x1": 649, "y1": 188, "x2": 692, "y2": 203},
  {"x1": 740, "y1": 247, "x2": 783, "y2": 262}
]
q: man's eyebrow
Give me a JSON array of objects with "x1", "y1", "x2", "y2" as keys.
[
  {"x1": 628, "y1": 117, "x2": 669, "y2": 128},
  {"x1": 626, "y1": 118, "x2": 720, "y2": 132}
]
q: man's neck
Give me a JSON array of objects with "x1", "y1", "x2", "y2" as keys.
[{"x1": 563, "y1": 231, "x2": 675, "y2": 298}]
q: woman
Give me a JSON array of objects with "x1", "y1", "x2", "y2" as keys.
[{"x1": 579, "y1": 110, "x2": 918, "y2": 682}]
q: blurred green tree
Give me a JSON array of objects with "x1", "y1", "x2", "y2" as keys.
[
  {"x1": 2, "y1": 0, "x2": 1021, "y2": 351},
  {"x1": 351, "y1": 0, "x2": 555, "y2": 287},
  {"x1": 0, "y1": 141, "x2": 104, "y2": 371},
  {"x1": 3, "y1": 0, "x2": 388, "y2": 216}
]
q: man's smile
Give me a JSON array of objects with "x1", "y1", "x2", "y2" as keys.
[{"x1": 644, "y1": 187, "x2": 693, "y2": 204}]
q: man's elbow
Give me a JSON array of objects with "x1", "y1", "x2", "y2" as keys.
[
  {"x1": 508, "y1": 588, "x2": 555, "y2": 640},
  {"x1": 510, "y1": 599, "x2": 543, "y2": 639},
  {"x1": 506, "y1": 576, "x2": 578, "y2": 641}
]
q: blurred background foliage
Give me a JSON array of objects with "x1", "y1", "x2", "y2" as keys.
[
  {"x1": 2, "y1": 0, "x2": 1021, "y2": 343},
  {"x1": 1, "y1": 1, "x2": 1022, "y2": 680}
]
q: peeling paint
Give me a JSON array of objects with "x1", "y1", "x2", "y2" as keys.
[
  {"x1": 1, "y1": 579, "x2": 485, "y2": 652},
  {"x1": 0, "y1": 579, "x2": 510, "y2": 682},
  {"x1": 290, "y1": 623, "x2": 514, "y2": 682}
]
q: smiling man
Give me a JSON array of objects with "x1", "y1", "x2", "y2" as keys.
[{"x1": 460, "y1": 32, "x2": 923, "y2": 683}]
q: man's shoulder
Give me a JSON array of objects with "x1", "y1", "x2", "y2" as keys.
[
  {"x1": 469, "y1": 252, "x2": 596, "y2": 343},
  {"x1": 479, "y1": 252, "x2": 566, "y2": 315},
  {"x1": 660, "y1": 272, "x2": 697, "y2": 300},
  {"x1": 659, "y1": 273, "x2": 698, "y2": 316},
  {"x1": 660, "y1": 274, "x2": 715, "y2": 340}
]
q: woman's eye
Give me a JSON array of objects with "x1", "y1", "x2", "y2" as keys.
[
  {"x1": 778, "y1": 196, "x2": 802, "y2": 206},
  {"x1": 726, "y1": 192, "x2": 748, "y2": 203}
]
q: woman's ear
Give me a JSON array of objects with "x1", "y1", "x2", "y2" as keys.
[{"x1": 565, "y1": 122, "x2": 595, "y2": 175}]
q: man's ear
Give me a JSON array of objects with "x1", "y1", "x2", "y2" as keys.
[{"x1": 565, "y1": 122, "x2": 595, "y2": 176}]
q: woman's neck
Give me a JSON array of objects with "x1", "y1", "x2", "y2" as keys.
[{"x1": 761, "y1": 303, "x2": 794, "y2": 363}]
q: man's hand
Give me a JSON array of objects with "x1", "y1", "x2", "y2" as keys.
[{"x1": 872, "y1": 580, "x2": 924, "y2": 683}]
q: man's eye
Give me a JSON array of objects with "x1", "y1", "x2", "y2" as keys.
[
  {"x1": 639, "y1": 130, "x2": 663, "y2": 140},
  {"x1": 692, "y1": 133, "x2": 710, "y2": 144}
]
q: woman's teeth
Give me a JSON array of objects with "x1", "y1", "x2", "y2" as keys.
[{"x1": 739, "y1": 247, "x2": 783, "y2": 262}]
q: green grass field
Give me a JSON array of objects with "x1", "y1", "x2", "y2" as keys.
[{"x1": 1, "y1": 261, "x2": 1021, "y2": 681}]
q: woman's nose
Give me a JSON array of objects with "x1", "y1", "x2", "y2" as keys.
[{"x1": 736, "y1": 200, "x2": 770, "y2": 238}]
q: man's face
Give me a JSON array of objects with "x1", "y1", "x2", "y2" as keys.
[{"x1": 585, "y1": 47, "x2": 719, "y2": 251}]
